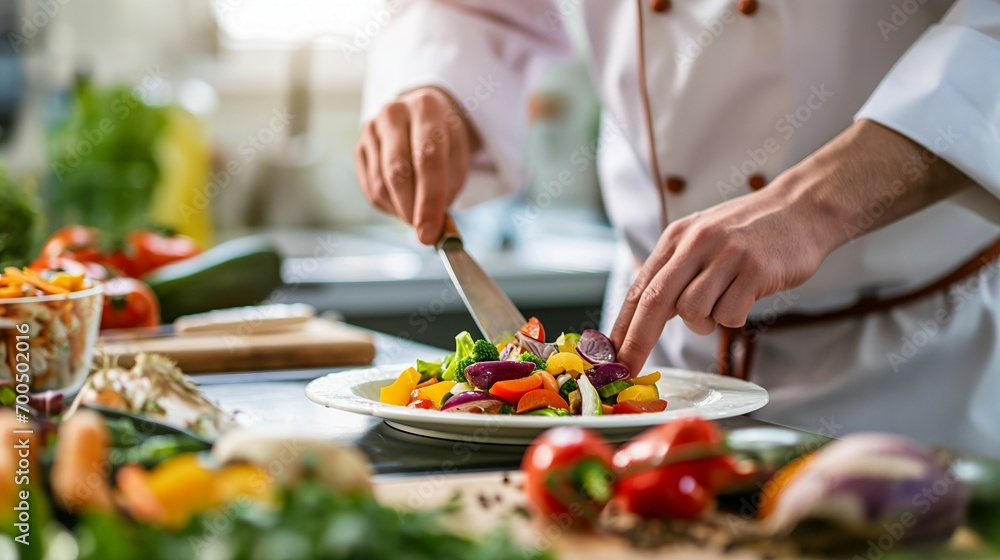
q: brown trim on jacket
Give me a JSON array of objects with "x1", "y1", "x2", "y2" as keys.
[{"x1": 718, "y1": 236, "x2": 1000, "y2": 380}]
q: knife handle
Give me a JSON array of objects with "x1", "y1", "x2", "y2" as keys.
[{"x1": 436, "y1": 214, "x2": 462, "y2": 249}]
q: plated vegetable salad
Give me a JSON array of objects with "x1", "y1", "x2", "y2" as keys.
[{"x1": 379, "y1": 318, "x2": 668, "y2": 416}]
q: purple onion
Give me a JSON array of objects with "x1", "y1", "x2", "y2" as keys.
[
  {"x1": 498, "y1": 342, "x2": 519, "y2": 361},
  {"x1": 577, "y1": 330, "x2": 616, "y2": 364},
  {"x1": 515, "y1": 332, "x2": 556, "y2": 360},
  {"x1": 463, "y1": 360, "x2": 535, "y2": 390},
  {"x1": 583, "y1": 362, "x2": 631, "y2": 389},
  {"x1": 764, "y1": 433, "x2": 969, "y2": 545},
  {"x1": 440, "y1": 391, "x2": 510, "y2": 413}
]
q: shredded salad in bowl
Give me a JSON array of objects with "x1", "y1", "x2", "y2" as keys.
[
  {"x1": 0, "y1": 267, "x2": 103, "y2": 391},
  {"x1": 379, "y1": 317, "x2": 667, "y2": 416}
]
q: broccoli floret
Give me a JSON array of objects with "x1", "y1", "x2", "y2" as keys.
[
  {"x1": 454, "y1": 356, "x2": 476, "y2": 384},
  {"x1": 472, "y1": 339, "x2": 500, "y2": 362},
  {"x1": 558, "y1": 378, "x2": 578, "y2": 400},
  {"x1": 518, "y1": 352, "x2": 547, "y2": 371}
]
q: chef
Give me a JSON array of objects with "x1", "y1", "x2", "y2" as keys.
[{"x1": 355, "y1": 0, "x2": 1000, "y2": 457}]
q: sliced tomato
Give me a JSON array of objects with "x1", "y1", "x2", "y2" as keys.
[
  {"x1": 407, "y1": 399, "x2": 435, "y2": 410},
  {"x1": 490, "y1": 375, "x2": 542, "y2": 406},
  {"x1": 516, "y1": 389, "x2": 569, "y2": 413},
  {"x1": 519, "y1": 317, "x2": 545, "y2": 342},
  {"x1": 612, "y1": 399, "x2": 668, "y2": 415}
]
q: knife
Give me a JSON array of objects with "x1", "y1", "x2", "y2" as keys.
[{"x1": 436, "y1": 215, "x2": 526, "y2": 343}]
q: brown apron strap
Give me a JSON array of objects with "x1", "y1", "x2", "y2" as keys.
[{"x1": 717, "y1": 236, "x2": 1000, "y2": 380}]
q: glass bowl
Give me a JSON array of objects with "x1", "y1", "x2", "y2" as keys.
[{"x1": 0, "y1": 280, "x2": 103, "y2": 393}]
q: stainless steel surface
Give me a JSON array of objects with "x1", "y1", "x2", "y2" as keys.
[{"x1": 436, "y1": 217, "x2": 526, "y2": 343}]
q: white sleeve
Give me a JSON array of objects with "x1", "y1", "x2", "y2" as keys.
[
  {"x1": 361, "y1": 0, "x2": 572, "y2": 208},
  {"x1": 856, "y1": 0, "x2": 1000, "y2": 207}
]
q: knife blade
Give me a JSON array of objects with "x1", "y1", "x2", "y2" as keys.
[{"x1": 436, "y1": 215, "x2": 526, "y2": 344}]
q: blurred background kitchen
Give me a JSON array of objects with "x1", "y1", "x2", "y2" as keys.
[{"x1": 0, "y1": 0, "x2": 618, "y2": 347}]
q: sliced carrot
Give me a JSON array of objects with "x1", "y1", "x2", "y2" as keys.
[
  {"x1": 534, "y1": 371, "x2": 559, "y2": 394},
  {"x1": 601, "y1": 404, "x2": 614, "y2": 416},
  {"x1": 516, "y1": 389, "x2": 569, "y2": 413},
  {"x1": 415, "y1": 378, "x2": 439, "y2": 389},
  {"x1": 4, "y1": 267, "x2": 69, "y2": 295},
  {"x1": 490, "y1": 375, "x2": 543, "y2": 406}
]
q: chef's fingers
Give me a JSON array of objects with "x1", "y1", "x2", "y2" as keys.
[
  {"x1": 712, "y1": 275, "x2": 757, "y2": 328},
  {"x1": 445, "y1": 109, "x2": 470, "y2": 205},
  {"x1": 609, "y1": 244, "x2": 677, "y2": 350},
  {"x1": 356, "y1": 125, "x2": 394, "y2": 215},
  {"x1": 615, "y1": 255, "x2": 700, "y2": 375},
  {"x1": 676, "y1": 264, "x2": 737, "y2": 335},
  {"x1": 374, "y1": 102, "x2": 416, "y2": 224},
  {"x1": 410, "y1": 97, "x2": 450, "y2": 244}
]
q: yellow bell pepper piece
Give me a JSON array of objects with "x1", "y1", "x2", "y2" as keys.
[
  {"x1": 632, "y1": 371, "x2": 661, "y2": 386},
  {"x1": 145, "y1": 454, "x2": 218, "y2": 529},
  {"x1": 417, "y1": 380, "x2": 457, "y2": 407},
  {"x1": 216, "y1": 464, "x2": 273, "y2": 504},
  {"x1": 50, "y1": 273, "x2": 86, "y2": 291},
  {"x1": 380, "y1": 367, "x2": 421, "y2": 405},
  {"x1": 616, "y1": 384, "x2": 659, "y2": 403},
  {"x1": 546, "y1": 352, "x2": 589, "y2": 377}
]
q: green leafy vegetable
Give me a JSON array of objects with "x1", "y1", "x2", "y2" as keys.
[
  {"x1": 442, "y1": 331, "x2": 476, "y2": 381},
  {"x1": 517, "y1": 352, "x2": 547, "y2": 371},
  {"x1": 416, "y1": 359, "x2": 442, "y2": 381},
  {"x1": 524, "y1": 407, "x2": 570, "y2": 417},
  {"x1": 0, "y1": 167, "x2": 41, "y2": 269}
]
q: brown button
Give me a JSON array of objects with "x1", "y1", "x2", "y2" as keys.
[
  {"x1": 665, "y1": 175, "x2": 686, "y2": 193},
  {"x1": 738, "y1": 0, "x2": 758, "y2": 15},
  {"x1": 748, "y1": 174, "x2": 766, "y2": 190},
  {"x1": 650, "y1": 0, "x2": 671, "y2": 13}
]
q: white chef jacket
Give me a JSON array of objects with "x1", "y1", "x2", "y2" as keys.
[{"x1": 362, "y1": 0, "x2": 1000, "y2": 458}]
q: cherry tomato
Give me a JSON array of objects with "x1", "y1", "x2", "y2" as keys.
[
  {"x1": 612, "y1": 399, "x2": 668, "y2": 415},
  {"x1": 122, "y1": 230, "x2": 201, "y2": 277},
  {"x1": 37, "y1": 225, "x2": 101, "y2": 259},
  {"x1": 100, "y1": 278, "x2": 161, "y2": 330},
  {"x1": 611, "y1": 418, "x2": 752, "y2": 519},
  {"x1": 615, "y1": 463, "x2": 714, "y2": 519},
  {"x1": 519, "y1": 317, "x2": 545, "y2": 342},
  {"x1": 522, "y1": 427, "x2": 614, "y2": 529}
]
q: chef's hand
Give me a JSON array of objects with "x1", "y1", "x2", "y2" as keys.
[
  {"x1": 611, "y1": 120, "x2": 972, "y2": 374},
  {"x1": 355, "y1": 87, "x2": 482, "y2": 244}
]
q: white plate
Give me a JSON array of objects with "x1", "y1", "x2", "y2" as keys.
[{"x1": 305, "y1": 364, "x2": 768, "y2": 444}]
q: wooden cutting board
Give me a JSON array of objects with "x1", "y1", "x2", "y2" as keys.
[{"x1": 99, "y1": 319, "x2": 375, "y2": 373}]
